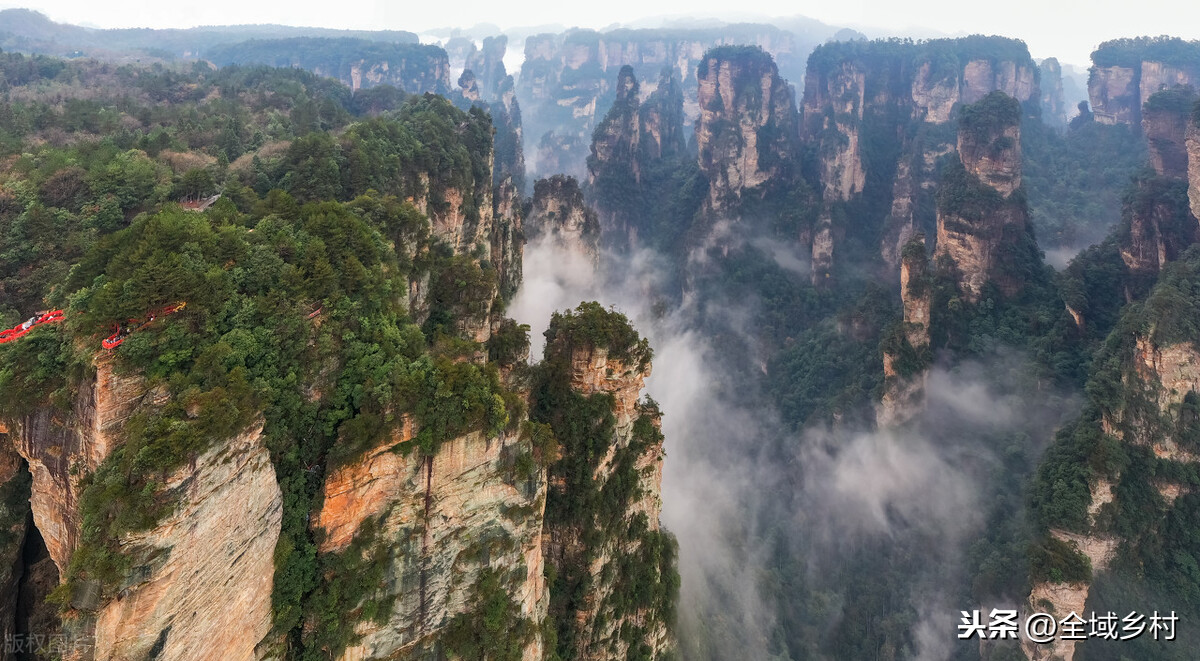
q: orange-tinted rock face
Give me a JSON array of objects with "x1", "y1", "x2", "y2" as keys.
[
  {"x1": 934, "y1": 93, "x2": 1029, "y2": 302},
  {"x1": 316, "y1": 417, "x2": 415, "y2": 554},
  {"x1": 544, "y1": 336, "x2": 670, "y2": 660},
  {"x1": 318, "y1": 422, "x2": 548, "y2": 661},
  {"x1": 92, "y1": 423, "x2": 281, "y2": 661},
  {"x1": 8, "y1": 356, "x2": 144, "y2": 575}
]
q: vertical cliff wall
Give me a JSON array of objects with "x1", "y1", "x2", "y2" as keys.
[
  {"x1": 1025, "y1": 251, "x2": 1200, "y2": 661},
  {"x1": 526, "y1": 175, "x2": 600, "y2": 266},
  {"x1": 695, "y1": 46, "x2": 798, "y2": 215},
  {"x1": 879, "y1": 236, "x2": 932, "y2": 427},
  {"x1": 534, "y1": 303, "x2": 677, "y2": 661},
  {"x1": 317, "y1": 419, "x2": 550, "y2": 661},
  {"x1": 586, "y1": 65, "x2": 687, "y2": 250},
  {"x1": 517, "y1": 25, "x2": 819, "y2": 180},
  {"x1": 1118, "y1": 88, "x2": 1199, "y2": 276},
  {"x1": 801, "y1": 37, "x2": 1039, "y2": 275},
  {"x1": 1087, "y1": 37, "x2": 1200, "y2": 126},
  {"x1": 933, "y1": 91, "x2": 1033, "y2": 302},
  {"x1": 1190, "y1": 110, "x2": 1200, "y2": 220}
]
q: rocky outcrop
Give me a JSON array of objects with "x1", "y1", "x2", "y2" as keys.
[
  {"x1": 639, "y1": 68, "x2": 687, "y2": 162},
  {"x1": 492, "y1": 175, "x2": 525, "y2": 302},
  {"x1": 586, "y1": 65, "x2": 687, "y2": 249},
  {"x1": 1142, "y1": 87, "x2": 1197, "y2": 178},
  {"x1": 934, "y1": 92, "x2": 1031, "y2": 301},
  {"x1": 8, "y1": 356, "x2": 143, "y2": 575},
  {"x1": 1118, "y1": 174, "x2": 1198, "y2": 276},
  {"x1": 1190, "y1": 120, "x2": 1200, "y2": 220},
  {"x1": 92, "y1": 423, "x2": 281, "y2": 661},
  {"x1": 463, "y1": 35, "x2": 508, "y2": 100},
  {"x1": 1039, "y1": 58, "x2": 1068, "y2": 129},
  {"x1": 695, "y1": 46, "x2": 798, "y2": 213},
  {"x1": 1087, "y1": 38, "x2": 1200, "y2": 126},
  {"x1": 802, "y1": 59, "x2": 866, "y2": 201},
  {"x1": 957, "y1": 106, "x2": 1022, "y2": 197},
  {"x1": 539, "y1": 305, "x2": 675, "y2": 661},
  {"x1": 526, "y1": 175, "x2": 600, "y2": 265},
  {"x1": 589, "y1": 66, "x2": 642, "y2": 188},
  {"x1": 318, "y1": 420, "x2": 548, "y2": 661},
  {"x1": 516, "y1": 24, "x2": 817, "y2": 179},
  {"x1": 3, "y1": 356, "x2": 283, "y2": 660},
  {"x1": 803, "y1": 37, "x2": 1038, "y2": 273},
  {"x1": 878, "y1": 237, "x2": 931, "y2": 427},
  {"x1": 0, "y1": 436, "x2": 30, "y2": 657},
  {"x1": 1088, "y1": 65, "x2": 1140, "y2": 125},
  {"x1": 491, "y1": 75, "x2": 526, "y2": 192}
]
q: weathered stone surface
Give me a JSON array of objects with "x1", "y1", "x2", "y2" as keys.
[
  {"x1": 544, "y1": 337, "x2": 671, "y2": 661},
  {"x1": 802, "y1": 60, "x2": 865, "y2": 201},
  {"x1": 516, "y1": 26, "x2": 812, "y2": 179},
  {"x1": 958, "y1": 124, "x2": 1021, "y2": 198},
  {"x1": 93, "y1": 423, "x2": 281, "y2": 661},
  {"x1": 934, "y1": 93, "x2": 1029, "y2": 302},
  {"x1": 1089, "y1": 65, "x2": 1140, "y2": 125},
  {"x1": 8, "y1": 357, "x2": 144, "y2": 575},
  {"x1": 910, "y1": 62, "x2": 958, "y2": 123},
  {"x1": 936, "y1": 203, "x2": 1028, "y2": 301},
  {"x1": 327, "y1": 426, "x2": 548, "y2": 661},
  {"x1": 1188, "y1": 122, "x2": 1200, "y2": 220},
  {"x1": 696, "y1": 48, "x2": 798, "y2": 212},
  {"x1": 1143, "y1": 90, "x2": 1195, "y2": 179},
  {"x1": 526, "y1": 175, "x2": 600, "y2": 266},
  {"x1": 1039, "y1": 58, "x2": 1068, "y2": 129},
  {"x1": 0, "y1": 438, "x2": 29, "y2": 658}
]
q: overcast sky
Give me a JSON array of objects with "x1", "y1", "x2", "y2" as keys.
[{"x1": 6, "y1": 0, "x2": 1200, "y2": 66}]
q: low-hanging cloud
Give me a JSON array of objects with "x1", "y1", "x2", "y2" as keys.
[{"x1": 511, "y1": 226, "x2": 1079, "y2": 661}]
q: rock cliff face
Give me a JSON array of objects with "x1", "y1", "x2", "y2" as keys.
[
  {"x1": 463, "y1": 35, "x2": 509, "y2": 100},
  {"x1": 802, "y1": 59, "x2": 866, "y2": 202},
  {"x1": 695, "y1": 46, "x2": 797, "y2": 214},
  {"x1": 1025, "y1": 328, "x2": 1199, "y2": 661},
  {"x1": 1039, "y1": 58, "x2": 1069, "y2": 129},
  {"x1": 526, "y1": 175, "x2": 600, "y2": 265},
  {"x1": 92, "y1": 423, "x2": 281, "y2": 661},
  {"x1": 1118, "y1": 95, "x2": 1199, "y2": 276},
  {"x1": 801, "y1": 37, "x2": 1039, "y2": 273},
  {"x1": 0, "y1": 435, "x2": 30, "y2": 658},
  {"x1": 1087, "y1": 38, "x2": 1200, "y2": 126},
  {"x1": 878, "y1": 237, "x2": 931, "y2": 427},
  {"x1": 934, "y1": 91, "x2": 1031, "y2": 301},
  {"x1": 589, "y1": 66, "x2": 642, "y2": 188},
  {"x1": 492, "y1": 175, "x2": 525, "y2": 302},
  {"x1": 1142, "y1": 87, "x2": 1196, "y2": 178},
  {"x1": 2, "y1": 357, "x2": 282, "y2": 661},
  {"x1": 8, "y1": 357, "x2": 142, "y2": 576},
  {"x1": 537, "y1": 305, "x2": 676, "y2": 661},
  {"x1": 1088, "y1": 65, "x2": 1141, "y2": 125},
  {"x1": 1190, "y1": 118, "x2": 1200, "y2": 220},
  {"x1": 517, "y1": 25, "x2": 816, "y2": 180},
  {"x1": 317, "y1": 419, "x2": 549, "y2": 661},
  {"x1": 586, "y1": 65, "x2": 687, "y2": 249}
]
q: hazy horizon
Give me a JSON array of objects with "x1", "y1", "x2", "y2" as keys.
[{"x1": 4, "y1": 0, "x2": 1200, "y2": 67}]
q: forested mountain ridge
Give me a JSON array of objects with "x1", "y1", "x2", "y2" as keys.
[
  {"x1": 0, "y1": 11, "x2": 1198, "y2": 661},
  {"x1": 0, "y1": 49, "x2": 677, "y2": 661}
]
